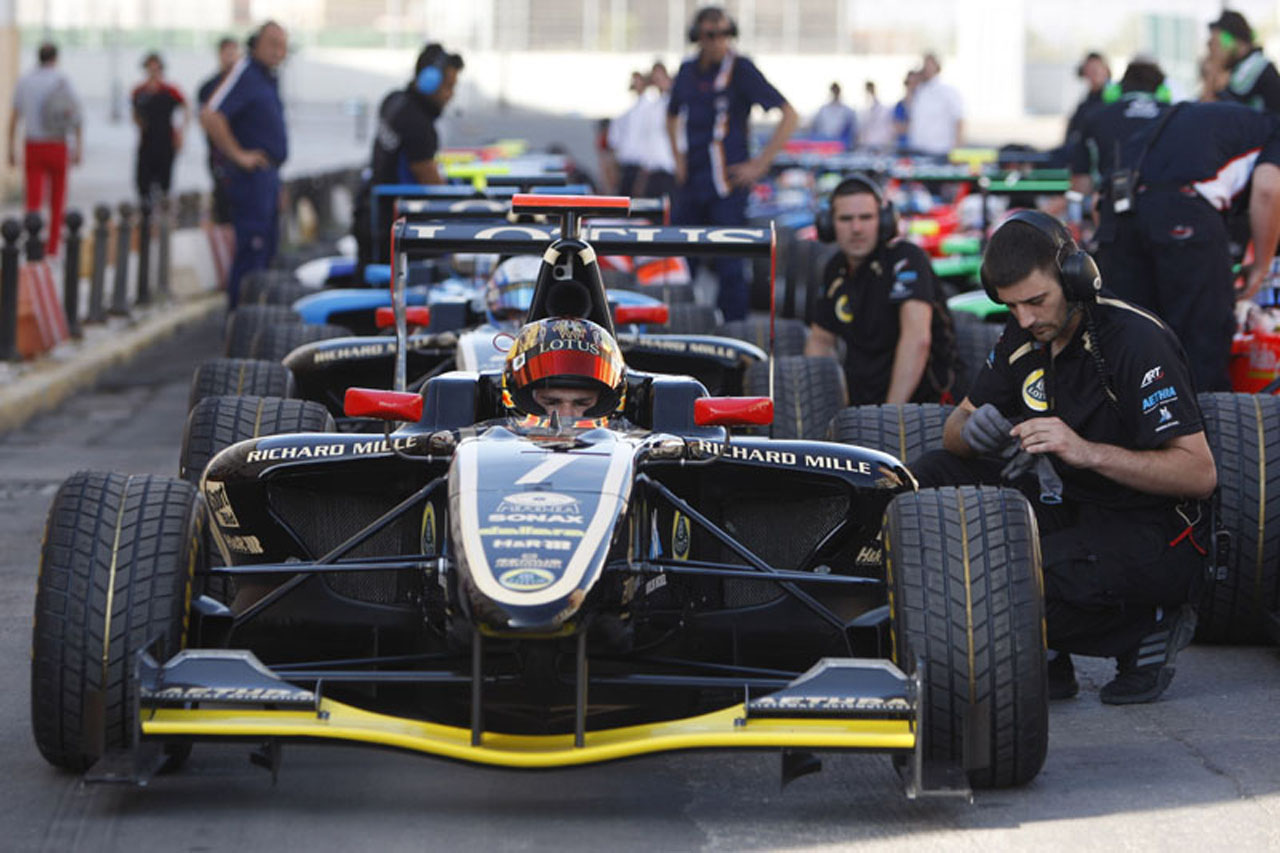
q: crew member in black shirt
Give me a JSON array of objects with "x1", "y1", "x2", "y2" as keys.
[
  {"x1": 805, "y1": 174, "x2": 957, "y2": 404},
  {"x1": 1062, "y1": 51, "x2": 1110, "y2": 163},
  {"x1": 911, "y1": 210, "x2": 1216, "y2": 705},
  {"x1": 1208, "y1": 9, "x2": 1280, "y2": 113},
  {"x1": 197, "y1": 36, "x2": 239, "y2": 223},
  {"x1": 353, "y1": 42, "x2": 464, "y2": 271}
]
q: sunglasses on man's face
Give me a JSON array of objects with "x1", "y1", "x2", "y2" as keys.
[{"x1": 699, "y1": 29, "x2": 732, "y2": 40}]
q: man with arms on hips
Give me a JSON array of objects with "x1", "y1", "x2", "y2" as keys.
[
  {"x1": 911, "y1": 210, "x2": 1216, "y2": 706},
  {"x1": 805, "y1": 175, "x2": 958, "y2": 405}
]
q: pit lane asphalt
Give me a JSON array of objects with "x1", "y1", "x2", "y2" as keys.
[{"x1": 0, "y1": 311, "x2": 1278, "y2": 852}]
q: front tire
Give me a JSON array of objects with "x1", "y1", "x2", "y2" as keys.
[
  {"x1": 884, "y1": 485, "x2": 1048, "y2": 789},
  {"x1": 32, "y1": 473, "x2": 204, "y2": 771}
]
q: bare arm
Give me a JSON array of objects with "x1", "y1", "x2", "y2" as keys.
[
  {"x1": 407, "y1": 158, "x2": 443, "y2": 185},
  {"x1": 942, "y1": 398, "x2": 979, "y2": 456},
  {"x1": 666, "y1": 113, "x2": 685, "y2": 186},
  {"x1": 1010, "y1": 417, "x2": 1217, "y2": 499},
  {"x1": 885, "y1": 301, "x2": 933, "y2": 404},
  {"x1": 1241, "y1": 162, "x2": 1280, "y2": 300},
  {"x1": 805, "y1": 324, "x2": 840, "y2": 359},
  {"x1": 200, "y1": 106, "x2": 268, "y2": 170}
]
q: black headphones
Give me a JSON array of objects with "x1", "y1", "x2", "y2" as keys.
[
  {"x1": 416, "y1": 45, "x2": 450, "y2": 96},
  {"x1": 981, "y1": 209, "x2": 1101, "y2": 304},
  {"x1": 815, "y1": 174, "x2": 899, "y2": 247},
  {"x1": 688, "y1": 6, "x2": 739, "y2": 43}
]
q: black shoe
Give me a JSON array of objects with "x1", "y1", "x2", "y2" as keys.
[
  {"x1": 1047, "y1": 652, "x2": 1079, "y2": 700},
  {"x1": 1100, "y1": 604, "x2": 1197, "y2": 706}
]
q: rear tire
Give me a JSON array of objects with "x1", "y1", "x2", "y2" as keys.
[
  {"x1": 716, "y1": 316, "x2": 808, "y2": 356},
  {"x1": 743, "y1": 355, "x2": 848, "y2": 439},
  {"x1": 828, "y1": 403, "x2": 954, "y2": 464},
  {"x1": 188, "y1": 358, "x2": 295, "y2": 411},
  {"x1": 1196, "y1": 392, "x2": 1280, "y2": 643},
  {"x1": 661, "y1": 303, "x2": 722, "y2": 335},
  {"x1": 240, "y1": 270, "x2": 300, "y2": 305},
  {"x1": 884, "y1": 485, "x2": 1048, "y2": 789},
  {"x1": 952, "y1": 315, "x2": 1005, "y2": 399},
  {"x1": 249, "y1": 322, "x2": 350, "y2": 363},
  {"x1": 32, "y1": 473, "x2": 204, "y2": 771},
  {"x1": 180, "y1": 394, "x2": 336, "y2": 484},
  {"x1": 225, "y1": 305, "x2": 299, "y2": 357}
]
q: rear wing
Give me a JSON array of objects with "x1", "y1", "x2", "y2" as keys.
[
  {"x1": 394, "y1": 197, "x2": 668, "y2": 222},
  {"x1": 392, "y1": 221, "x2": 773, "y2": 259}
]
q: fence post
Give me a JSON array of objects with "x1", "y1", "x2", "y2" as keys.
[
  {"x1": 23, "y1": 212, "x2": 45, "y2": 262},
  {"x1": 110, "y1": 201, "x2": 133, "y2": 316},
  {"x1": 63, "y1": 210, "x2": 84, "y2": 338},
  {"x1": 157, "y1": 195, "x2": 171, "y2": 299},
  {"x1": 136, "y1": 198, "x2": 152, "y2": 306},
  {"x1": 0, "y1": 218, "x2": 21, "y2": 361},
  {"x1": 88, "y1": 204, "x2": 111, "y2": 324}
]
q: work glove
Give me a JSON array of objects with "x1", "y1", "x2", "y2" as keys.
[
  {"x1": 961, "y1": 404, "x2": 1015, "y2": 455},
  {"x1": 1000, "y1": 449, "x2": 1063, "y2": 505}
]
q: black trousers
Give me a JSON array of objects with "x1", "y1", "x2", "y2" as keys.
[
  {"x1": 1094, "y1": 193, "x2": 1234, "y2": 393},
  {"x1": 911, "y1": 449, "x2": 1206, "y2": 658}
]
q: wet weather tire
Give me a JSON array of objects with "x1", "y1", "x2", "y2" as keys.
[
  {"x1": 225, "y1": 305, "x2": 299, "y2": 357},
  {"x1": 180, "y1": 394, "x2": 335, "y2": 484},
  {"x1": 188, "y1": 358, "x2": 296, "y2": 411},
  {"x1": 884, "y1": 485, "x2": 1048, "y2": 789},
  {"x1": 743, "y1": 355, "x2": 848, "y2": 440},
  {"x1": 248, "y1": 322, "x2": 350, "y2": 363},
  {"x1": 662, "y1": 303, "x2": 722, "y2": 335},
  {"x1": 828, "y1": 403, "x2": 954, "y2": 465},
  {"x1": 1195, "y1": 392, "x2": 1280, "y2": 644},
  {"x1": 716, "y1": 316, "x2": 808, "y2": 357},
  {"x1": 32, "y1": 472, "x2": 205, "y2": 771}
]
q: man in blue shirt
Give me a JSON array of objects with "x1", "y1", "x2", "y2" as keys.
[
  {"x1": 666, "y1": 6, "x2": 797, "y2": 321},
  {"x1": 201, "y1": 21, "x2": 289, "y2": 308}
]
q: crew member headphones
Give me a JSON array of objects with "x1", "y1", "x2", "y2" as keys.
[
  {"x1": 416, "y1": 46, "x2": 450, "y2": 96},
  {"x1": 688, "y1": 6, "x2": 738, "y2": 42},
  {"x1": 980, "y1": 210, "x2": 1102, "y2": 305},
  {"x1": 815, "y1": 174, "x2": 899, "y2": 247},
  {"x1": 1101, "y1": 82, "x2": 1172, "y2": 103}
]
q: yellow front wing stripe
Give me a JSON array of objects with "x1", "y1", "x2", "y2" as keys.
[{"x1": 144, "y1": 700, "x2": 914, "y2": 767}]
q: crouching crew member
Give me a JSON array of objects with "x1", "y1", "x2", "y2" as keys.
[
  {"x1": 911, "y1": 210, "x2": 1216, "y2": 705},
  {"x1": 805, "y1": 174, "x2": 958, "y2": 404}
]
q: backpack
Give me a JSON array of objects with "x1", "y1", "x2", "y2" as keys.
[{"x1": 40, "y1": 79, "x2": 80, "y2": 137}]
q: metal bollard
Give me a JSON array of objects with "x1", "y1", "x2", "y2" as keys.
[
  {"x1": 0, "y1": 218, "x2": 21, "y2": 361},
  {"x1": 136, "y1": 198, "x2": 152, "y2": 306},
  {"x1": 88, "y1": 204, "x2": 111, "y2": 323},
  {"x1": 63, "y1": 210, "x2": 84, "y2": 338},
  {"x1": 110, "y1": 201, "x2": 133, "y2": 316},
  {"x1": 157, "y1": 196, "x2": 172, "y2": 299},
  {"x1": 24, "y1": 212, "x2": 45, "y2": 262}
]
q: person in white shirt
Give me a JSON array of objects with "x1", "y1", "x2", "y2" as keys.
[
  {"x1": 607, "y1": 71, "x2": 648, "y2": 195},
  {"x1": 809, "y1": 82, "x2": 858, "y2": 150},
  {"x1": 858, "y1": 80, "x2": 895, "y2": 151},
  {"x1": 634, "y1": 61, "x2": 677, "y2": 198},
  {"x1": 907, "y1": 53, "x2": 963, "y2": 156}
]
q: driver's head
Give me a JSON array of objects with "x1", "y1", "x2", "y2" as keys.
[
  {"x1": 484, "y1": 255, "x2": 540, "y2": 328},
  {"x1": 503, "y1": 317, "x2": 626, "y2": 420}
]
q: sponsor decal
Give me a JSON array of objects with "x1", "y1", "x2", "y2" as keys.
[
  {"x1": 1021, "y1": 368, "x2": 1048, "y2": 412},
  {"x1": 487, "y1": 511, "x2": 584, "y2": 523},
  {"x1": 835, "y1": 294, "x2": 853, "y2": 324},
  {"x1": 633, "y1": 336, "x2": 741, "y2": 360},
  {"x1": 855, "y1": 544, "x2": 882, "y2": 566},
  {"x1": 1158, "y1": 406, "x2": 1173, "y2": 424},
  {"x1": 223, "y1": 533, "x2": 264, "y2": 555},
  {"x1": 1169, "y1": 225, "x2": 1194, "y2": 240},
  {"x1": 205, "y1": 480, "x2": 240, "y2": 529},
  {"x1": 478, "y1": 525, "x2": 586, "y2": 537},
  {"x1": 497, "y1": 565, "x2": 558, "y2": 592},
  {"x1": 672, "y1": 512, "x2": 691, "y2": 561},
  {"x1": 246, "y1": 443, "x2": 348, "y2": 463},
  {"x1": 351, "y1": 435, "x2": 419, "y2": 455},
  {"x1": 1155, "y1": 418, "x2": 1182, "y2": 433},
  {"x1": 1140, "y1": 365, "x2": 1164, "y2": 388},
  {"x1": 689, "y1": 440, "x2": 797, "y2": 466},
  {"x1": 803, "y1": 453, "x2": 873, "y2": 474},
  {"x1": 497, "y1": 492, "x2": 580, "y2": 512},
  {"x1": 749, "y1": 695, "x2": 911, "y2": 713},
  {"x1": 644, "y1": 574, "x2": 667, "y2": 595},
  {"x1": 421, "y1": 503, "x2": 436, "y2": 555},
  {"x1": 147, "y1": 685, "x2": 315, "y2": 703},
  {"x1": 313, "y1": 342, "x2": 393, "y2": 365},
  {"x1": 1142, "y1": 385, "x2": 1178, "y2": 412},
  {"x1": 490, "y1": 538, "x2": 573, "y2": 551}
]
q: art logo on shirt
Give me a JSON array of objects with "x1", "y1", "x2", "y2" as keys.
[
  {"x1": 835, "y1": 294, "x2": 853, "y2": 324},
  {"x1": 1139, "y1": 365, "x2": 1164, "y2": 388},
  {"x1": 1021, "y1": 369, "x2": 1048, "y2": 412}
]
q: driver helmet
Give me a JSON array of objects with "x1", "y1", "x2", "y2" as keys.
[
  {"x1": 484, "y1": 255, "x2": 540, "y2": 327},
  {"x1": 502, "y1": 317, "x2": 627, "y2": 419}
]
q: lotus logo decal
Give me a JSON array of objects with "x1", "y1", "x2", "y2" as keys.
[{"x1": 498, "y1": 567, "x2": 557, "y2": 591}]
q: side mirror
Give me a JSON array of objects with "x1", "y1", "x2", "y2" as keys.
[
  {"x1": 615, "y1": 304, "x2": 669, "y2": 326},
  {"x1": 375, "y1": 306, "x2": 432, "y2": 329},
  {"x1": 693, "y1": 396, "x2": 773, "y2": 427},
  {"x1": 344, "y1": 387, "x2": 424, "y2": 422}
]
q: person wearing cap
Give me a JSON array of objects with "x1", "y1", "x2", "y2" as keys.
[
  {"x1": 666, "y1": 5, "x2": 798, "y2": 322},
  {"x1": 1208, "y1": 10, "x2": 1280, "y2": 113},
  {"x1": 1063, "y1": 52, "x2": 1110, "y2": 159},
  {"x1": 131, "y1": 52, "x2": 189, "y2": 202},
  {"x1": 202, "y1": 21, "x2": 290, "y2": 308},
  {"x1": 910, "y1": 211, "x2": 1215, "y2": 706}
]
